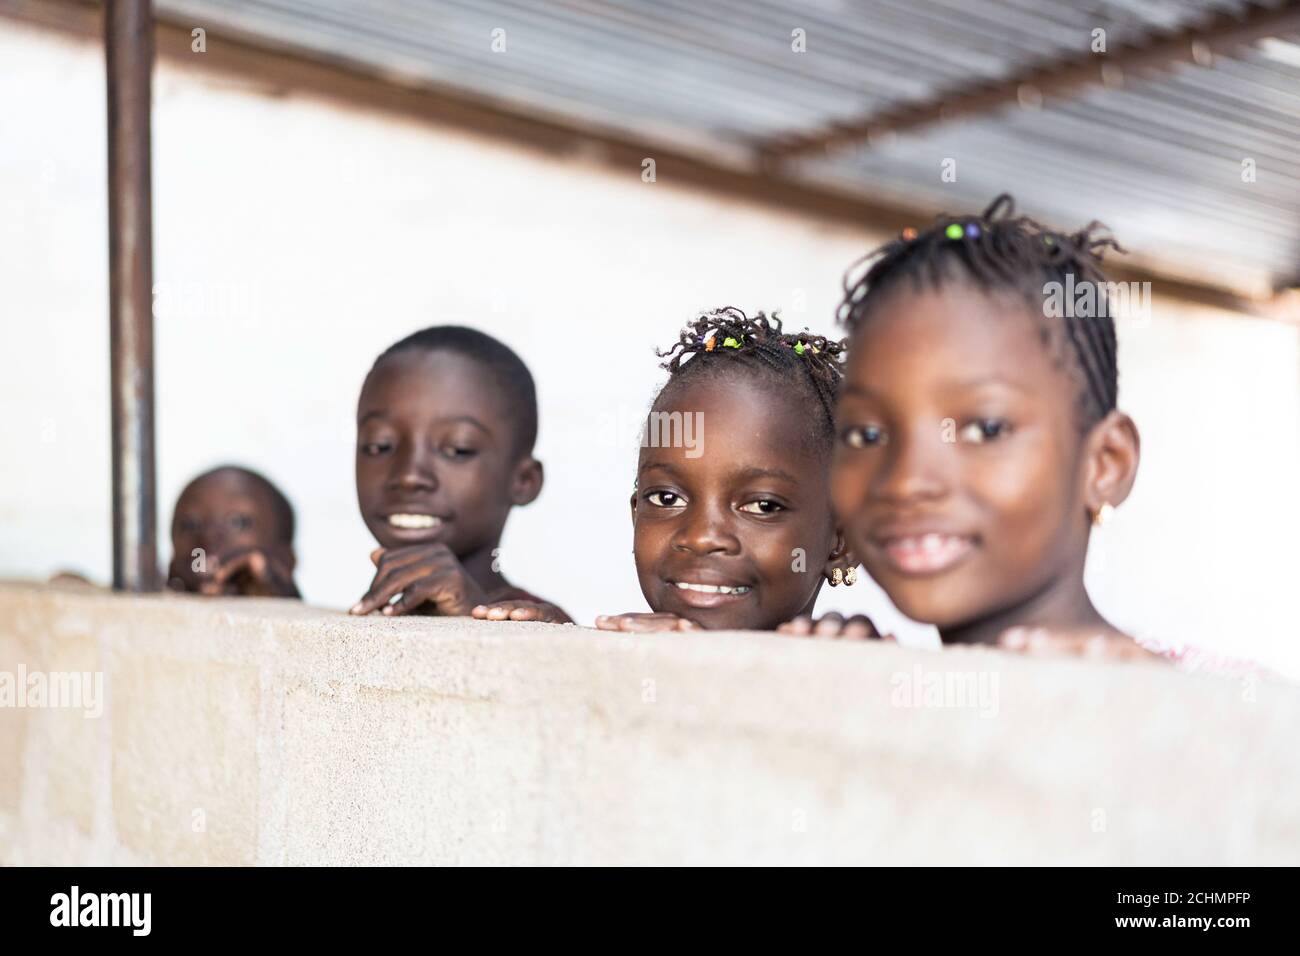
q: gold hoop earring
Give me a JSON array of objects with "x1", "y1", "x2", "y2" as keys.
[
  {"x1": 844, "y1": 567, "x2": 858, "y2": 586},
  {"x1": 1092, "y1": 503, "x2": 1115, "y2": 527}
]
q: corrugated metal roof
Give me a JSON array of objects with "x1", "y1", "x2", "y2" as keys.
[{"x1": 158, "y1": 0, "x2": 1300, "y2": 294}]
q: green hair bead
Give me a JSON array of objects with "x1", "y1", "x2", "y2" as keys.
[
  {"x1": 793, "y1": 341, "x2": 806, "y2": 356},
  {"x1": 944, "y1": 222, "x2": 964, "y2": 240},
  {"x1": 722, "y1": 336, "x2": 741, "y2": 348}
]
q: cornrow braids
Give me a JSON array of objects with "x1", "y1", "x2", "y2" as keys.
[
  {"x1": 656, "y1": 306, "x2": 846, "y2": 445},
  {"x1": 838, "y1": 194, "x2": 1124, "y2": 428}
]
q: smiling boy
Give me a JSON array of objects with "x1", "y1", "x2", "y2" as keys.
[{"x1": 349, "y1": 326, "x2": 569, "y2": 621}]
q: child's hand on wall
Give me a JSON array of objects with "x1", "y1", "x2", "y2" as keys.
[
  {"x1": 350, "y1": 544, "x2": 487, "y2": 617},
  {"x1": 996, "y1": 626, "x2": 1163, "y2": 662},
  {"x1": 777, "y1": 613, "x2": 883, "y2": 639},
  {"x1": 471, "y1": 600, "x2": 571, "y2": 624},
  {"x1": 199, "y1": 547, "x2": 299, "y2": 598},
  {"x1": 594, "y1": 612, "x2": 701, "y2": 633}
]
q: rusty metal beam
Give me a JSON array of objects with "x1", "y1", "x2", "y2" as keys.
[
  {"x1": 106, "y1": 0, "x2": 158, "y2": 591},
  {"x1": 761, "y1": 0, "x2": 1300, "y2": 159}
]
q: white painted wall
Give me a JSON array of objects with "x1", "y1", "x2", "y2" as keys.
[{"x1": 1, "y1": 21, "x2": 1297, "y2": 674}]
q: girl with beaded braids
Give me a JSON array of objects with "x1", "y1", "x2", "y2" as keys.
[
  {"x1": 785, "y1": 194, "x2": 1153, "y2": 659},
  {"x1": 477, "y1": 307, "x2": 874, "y2": 632},
  {"x1": 595, "y1": 307, "x2": 872, "y2": 633}
]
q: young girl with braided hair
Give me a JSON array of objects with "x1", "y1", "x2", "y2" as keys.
[
  {"x1": 476, "y1": 307, "x2": 872, "y2": 633},
  {"x1": 596, "y1": 307, "x2": 870, "y2": 633},
  {"x1": 786, "y1": 194, "x2": 1154, "y2": 659}
]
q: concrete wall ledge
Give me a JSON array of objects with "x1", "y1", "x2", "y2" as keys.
[{"x1": 1, "y1": 581, "x2": 1296, "y2": 865}]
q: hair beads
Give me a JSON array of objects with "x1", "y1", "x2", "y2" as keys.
[
  {"x1": 657, "y1": 307, "x2": 847, "y2": 444},
  {"x1": 840, "y1": 194, "x2": 1123, "y2": 427}
]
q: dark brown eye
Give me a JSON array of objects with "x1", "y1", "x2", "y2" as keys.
[
  {"x1": 959, "y1": 419, "x2": 1011, "y2": 444},
  {"x1": 229, "y1": 514, "x2": 253, "y2": 532},
  {"x1": 841, "y1": 424, "x2": 886, "y2": 448},
  {"x1": 646, "y1": 491, "x2": 684, "y2": 508}
]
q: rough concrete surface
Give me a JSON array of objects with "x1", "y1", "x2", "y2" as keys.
[{"x1": 1, "y1": 582, "x2": 1296, "y2": 865}]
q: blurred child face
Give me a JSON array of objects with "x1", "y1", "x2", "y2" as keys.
[
  {"x1": 168, "y1": 471, "x2": 291, "y2": 592},
  {"x1": 832, "y1": 287, "x2": 1093, "y2": 632},
  {"x1": 356, "y1": 349, "x2": 522, "y2": 557},
  {"x1": 632, "y1": 373, "x2": 838, "y2": 630}
]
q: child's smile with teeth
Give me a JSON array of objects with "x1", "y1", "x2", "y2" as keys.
[
  {"x1": 673, "y1": 581, "x2": 753, "y2": 595},
  {"x1": 877, "y1": 533, "x2": 977, "y2": 575},
  {"x1": 387, "y1": 513, "x2": 443, "y2": 530}
]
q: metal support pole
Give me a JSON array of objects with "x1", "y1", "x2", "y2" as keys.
[{"x1": 106, "y1": 0, "x2": 158, "y2": 591}]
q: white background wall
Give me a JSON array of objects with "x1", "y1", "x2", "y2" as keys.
[{"x1": 2, "y1": 20, "x2": 1297, "y2": 674}]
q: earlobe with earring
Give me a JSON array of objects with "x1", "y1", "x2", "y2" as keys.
[
  {"x1": 1092, "y1": 503, "x2": 1115, "y2": 527},
  {"x1": 828, "y1": 567, "x2": 858, "y2": 586}
]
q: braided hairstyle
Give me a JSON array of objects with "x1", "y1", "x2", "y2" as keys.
[
  {"x1": 655, "y1": 307, "x2": 846, "y2": 451},
  {"x1": 838, "y1": 194, "x2": 1124, "y2": 429}
]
